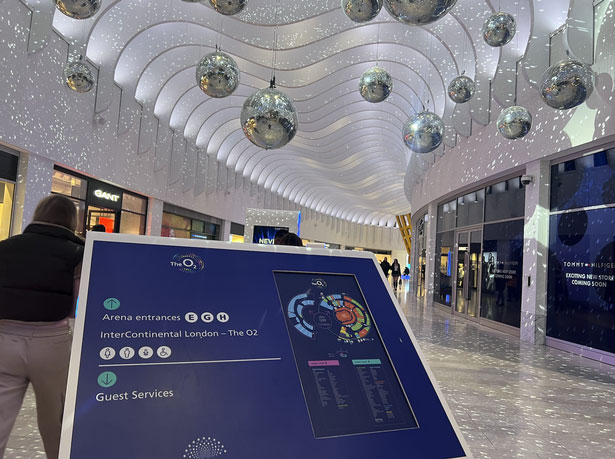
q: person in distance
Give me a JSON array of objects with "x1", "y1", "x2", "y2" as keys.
[
  {"x1": 0, "y1": 195, "x2": 85, "y2": 459},
  {"x1": 277, "y1": 232, "x2": 304, "y2": 247}
]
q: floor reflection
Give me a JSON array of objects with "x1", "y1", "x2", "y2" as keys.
[{"x1": 398, "y1": 289, "x2": 615, "y2": 459}]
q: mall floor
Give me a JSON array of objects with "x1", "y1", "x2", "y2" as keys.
[{"x1": 6, "y1": 283, "x2": 615, "y2": 458}]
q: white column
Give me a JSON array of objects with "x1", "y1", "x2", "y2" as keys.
[
  {"x1": 13, "y1": 152, "x2": 54, "y2": 232},
  {"x1": 424, "y1": 202, "x2": 438, "y2": 307},
  {"x1": 521, "y1": 160, "x2": 550, "y2": 345},
  {"x1": 146, "y1": 198, "x2": 164, "y2": 236},
  {"x1": 220, "y1": 219, "x2": 231, "y2": 242}
]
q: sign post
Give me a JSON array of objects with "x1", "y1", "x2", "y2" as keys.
[{"x1": 60, "y1": 233, "x2": 470, "y2": 458}]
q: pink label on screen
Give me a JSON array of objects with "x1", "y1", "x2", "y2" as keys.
[{"x1": 308, "y1": 360, "x2": 340, "y2": 367}]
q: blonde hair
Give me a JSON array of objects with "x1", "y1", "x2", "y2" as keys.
[{"x1": 32, "y1": 195, "x2": 78, "y2": 231}]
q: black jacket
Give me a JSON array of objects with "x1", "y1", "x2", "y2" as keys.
[{"x1": 0, "y1": 223, "x2": 84, "y2": 321}]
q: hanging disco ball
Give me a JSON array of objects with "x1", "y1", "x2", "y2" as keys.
[
  {"x1": 383, "y1": 0, "x2": 458, "y2": 26},
  {"x1": 196, "y1": 51, "x2": 240, "y2": 98},
  {"x1": 64, "y1": 61, "x2": 95, "y2": 93},
  {"x1": 240, "y1": 86, "x2": 298, "y2": 150},
  {"x1": 497, "y1": 106, "x2": 532, "y2": 139},
  {"x1": 342, "y1": 0, "x2": 383, "y2": 23},
  {"x1": 539, "y1": 60, "x2": 595, "y2": 110},
  {"x1": 359, "y1": 66, "x2": 393, "y2": 103},
  {"x1": 482, "y1": 12, "x2": 516, "y2": 47},
  {"x1": 55, "y1": 0, "x2": 100, "y2": 19},
  {"x1": 448, "y1": 75, "x2": 475, "y2": 104},
  {"x1": 209, "y1": 0, "x2": 247, "y2": 15},
  {"x1": 403, "y1": 111, "x2": 445, "y2": 153}
]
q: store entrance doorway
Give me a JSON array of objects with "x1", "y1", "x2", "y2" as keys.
[
  {"x1": 87, "y1": 206, "x2": 117, "y2": 232},
  {"x1": 453, "y1": 229, "x2": 482, "y2": 319}
]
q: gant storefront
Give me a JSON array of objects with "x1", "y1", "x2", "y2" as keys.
[{"x1": 51, "y1": 167, "x2": 148, "y2": 235}]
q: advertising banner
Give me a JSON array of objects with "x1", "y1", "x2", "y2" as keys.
[
  {"x1": 60, "y1": 234, "x2": 469, "y2": 458},
  {"x1": 252, "y1": 225, "x2": 288, "y2": 244},
  {"x1": 547, "y1": 208, "x2": 615, "y2": 353}
]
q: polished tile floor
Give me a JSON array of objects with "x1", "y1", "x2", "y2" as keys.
[{"x1": 5, "y1": 283, "x2": 615, "y2": 458}]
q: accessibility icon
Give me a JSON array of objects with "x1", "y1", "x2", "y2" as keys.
[
  {"x1": 157, "y1": 346, "x2": 172, "y2": 359},
  {"x1": 97, "y1": 371, "x2": 117, "y2": 388}
]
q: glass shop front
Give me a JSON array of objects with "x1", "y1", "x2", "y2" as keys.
[
  {"x1": 433, "y1": 176, "x2": 525, "y2": 331},
  {"x1": 547, "y1": 148, "x2": 615, "y2": 357},
  {"x1": 51, "y1": 167, "x2": 148, "y2": 236},
  {"x1": 161, "y1": 204, "x2": 221, "y2": 240},
  {"x1": 0, "y1": 150, "x2": 18, "y2": 241}
]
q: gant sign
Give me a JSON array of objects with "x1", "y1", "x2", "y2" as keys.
[{"x1": 94, "y1": 189, "x2": 120, "y2": 202}]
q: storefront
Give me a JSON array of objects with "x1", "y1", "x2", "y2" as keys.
[
  {"x1": 0, "y1": 149, "x2": 18, "y2": 241},
  {"x1": 51, "y1": 167, "x2": 148, "y2": 235},
  {"x1": 547, "y1": 148, "x2": 615, "y2": 359},
  {"x1": 433, "y1": 176, "x2": 525, "y2": 332},
  {"x1": 161, "y1": 203, "x2": 221, "y2": 240},
  {"x1": 229, "y1": 222, "x2": 245, "y2": 243}
]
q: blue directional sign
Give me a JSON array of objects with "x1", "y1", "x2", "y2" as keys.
[{"x1": 60, "y1": 234, "x2": 469, "y2": 459}]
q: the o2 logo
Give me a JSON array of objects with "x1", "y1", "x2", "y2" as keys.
[
  {"x1": 170, "y1": 253, "x2": 204, "y2": 273},
  {"x1": 311, "y1": 278, "x2": 327, "y2": 289}
]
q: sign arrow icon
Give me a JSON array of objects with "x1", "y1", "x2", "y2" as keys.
[{"x1": 97, "y1": 371, "x2": 117, "y2": 388}]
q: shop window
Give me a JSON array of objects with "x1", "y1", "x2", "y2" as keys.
[
  {"x1": 437, "y1": 200, "x2": 456, "y2": 232},
  {"x1": 456, "y1": 189, "x2": 484, "y2": 227},
  {"x1": 120, "y1": 211, "x2": 145, "y2": 235},
  {"x1": 480, "y1": 220, "x2": 524, "y2": 328},
  {"x1": 550, "y1": 148, "x2": 615, "y2": 211},
  {"x1": 122, "y1": 193, "x2": 147, "y2": 214},
  {"x1": 547, "y1": 207, "x2": 615, "y2": 353},
  {"x1": 433, "y1": 231, "x2": 454, "y2": 306},
  {"x1": 0, "y1": 181, "x2": 15, "y2": 241},
  {"x1": 51, "y1": 170, "x2": 87, "y2": 200},
  {"x1": 484, "y1": 177, "x2": 525, "y2": 222}
]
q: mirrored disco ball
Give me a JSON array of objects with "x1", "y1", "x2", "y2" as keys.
[
  {"x1": 240, "y1": 87, "x2": 298, "y2": 150},
  {"x1": 402, "y1": 111, "x2": 445, "y2": 153},
  {"x1": 55, "y1": 0, "x2": 100, "y2": 19},
  {"x1": 64, "y1": 61, "x2": 95, "y2": 93},
  {"x1": 359, "y1": 67, "x2": 393, "y2": 103},
  {"x1": 539, "y1": 60, "x2": 595, "y2": 110},
  {"x1": 448, "y1": 75, "x2": 475, "y2": 103},
  {"x1": 482, "y1": 12, "x2": 516, "y2": 47},
  {"x1": 342, "y1": 0, "x2": 383, "y2": 23},
  {"x1": 497, "y1": 106, "x2": 532, "y2": 139},
  {"x1": 196, "y1": 51, "x2": 240, "y2": 98},
  {"x1": 209, "y1": 0, "x2": 247, "y2": 15},
  {"x1": 383, "y1": 0, "x2": 458, "y2": 25}
]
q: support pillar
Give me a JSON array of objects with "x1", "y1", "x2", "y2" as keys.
[{"x1": 521, "y1": 160, "x2": 550, "y2": 345}]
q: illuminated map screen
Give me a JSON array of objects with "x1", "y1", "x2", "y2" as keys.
[{"x1": 274, "y1": 271, "x2": 418, "y2": 438}]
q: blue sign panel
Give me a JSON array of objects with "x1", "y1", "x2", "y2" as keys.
[{"x1": 60, "y1": 234, "x2": 468, "y2": 459}]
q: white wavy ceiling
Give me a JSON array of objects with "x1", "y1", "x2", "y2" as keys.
[{"x1": 25, "y1": 0, "x2": 546, "y2": 225}]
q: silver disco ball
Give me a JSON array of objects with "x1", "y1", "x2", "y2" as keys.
[
  {"x1": 448, "y1": 75, "x2": 475, "y2": 103},
  {"x1": 383, "y1": 0, "x2": 458, "y2": 25},
  {"x1": 55, "y1": 0, "x2": 100, "y2": 19},
  {"x1": 240, "y1": 87, "x2": 298, "y2": 150},
  {"x1": 342, "y1": 0, "x2": 383, "y2": 23},
  {"x1": 359, "y1": 67, "x2": 393, "y2": 103},
  {"x1": 64, "y1": 61, "x2": 95, "y2": 93},
  {"x1": 482, "y1": 12, "x2": 516, "y2": 47},
  {"x1": 497, "y1": 106, "x2": 532, "y2": 139},
  {"x1": 403, "y1": 111, "x2": 445, "y2": 153},
  {"x1": 209, "y1": 0, "x2": 247, "y2": 15},
  {"x1": 196, "y1": 51, "x2": 240, "y2": 98},
  {"x1": 539, "y1": 60, "x2": 595, "y2": 110}
]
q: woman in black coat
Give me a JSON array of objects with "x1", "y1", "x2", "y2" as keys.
[{"x1": 0, "y1": 195, "x2": 84, "y2": 459}]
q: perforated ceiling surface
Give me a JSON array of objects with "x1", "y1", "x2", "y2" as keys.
[{"x1": 20, "y1": 0, "x2": 578, "y2": 226}]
